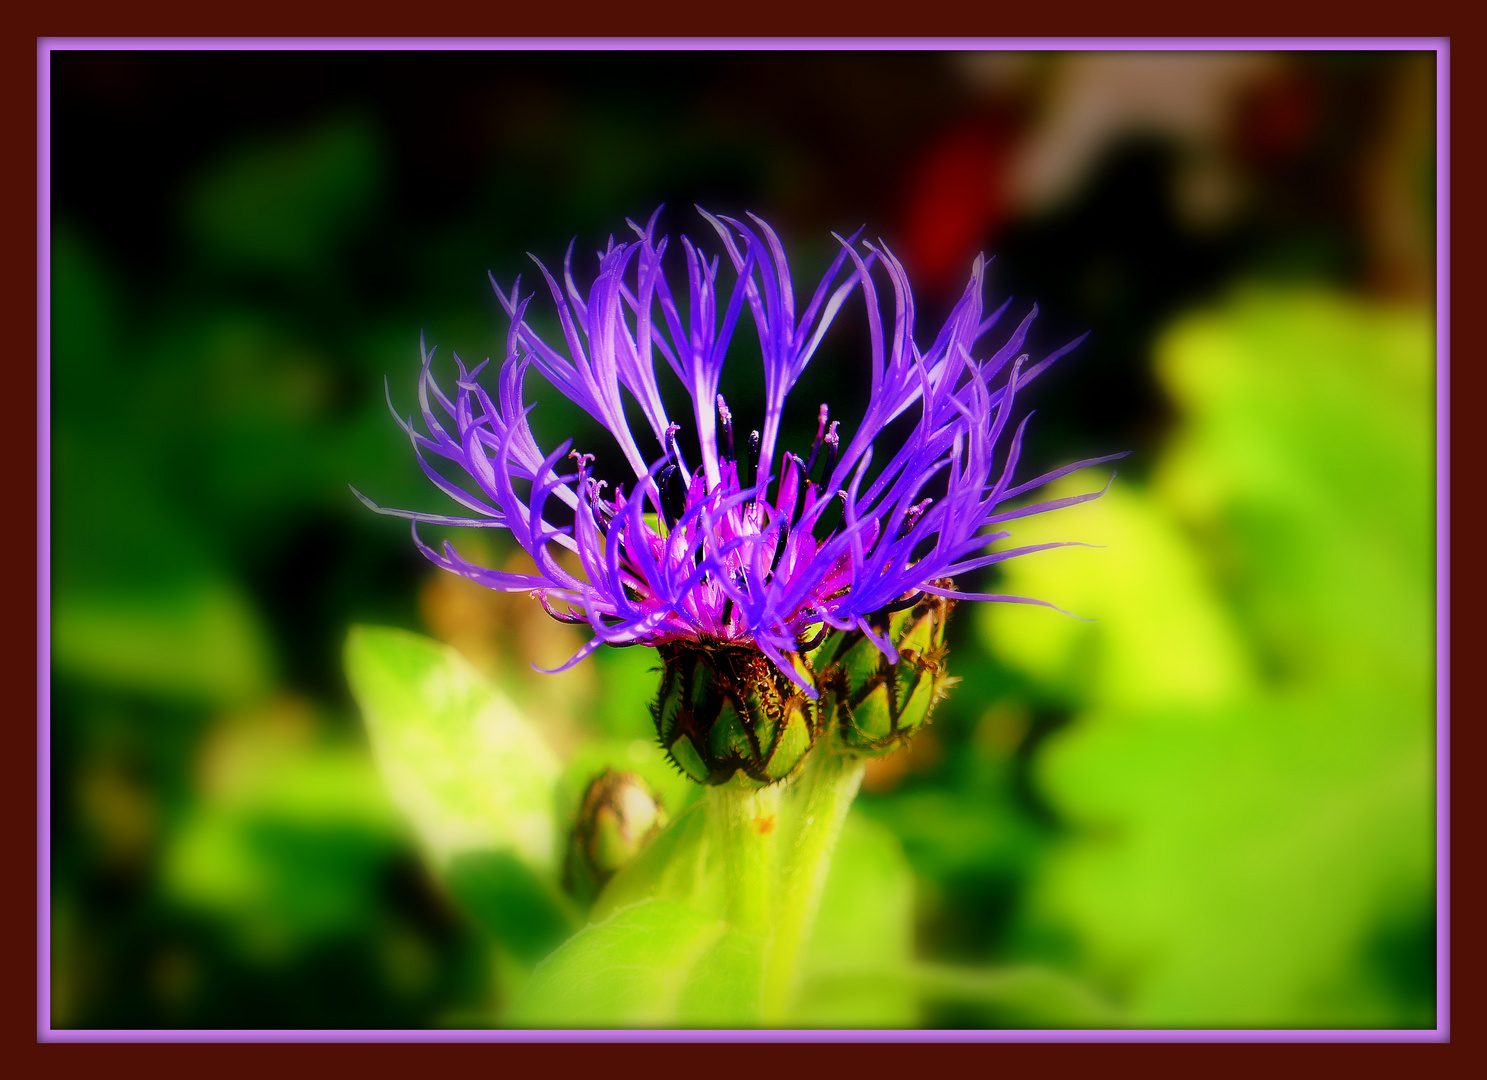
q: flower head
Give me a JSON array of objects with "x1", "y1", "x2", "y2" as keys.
[{"x1": 357, "y1": 206, "x2": 1124, "y2": 701}]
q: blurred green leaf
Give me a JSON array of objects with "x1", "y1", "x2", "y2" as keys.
[
  {"x1": 53, "y1": 578, "x2": 276, "y2": 705},
  {"x1": 977, "y1": 480, "x2": 1257, "y2": 713},
  {"x1": 344, "y1": 625, "x2": 562, "y2": 874},
  {"x1": 183, "y1": 113, "x2": 383, "y2": 272},
  {"x1": 1034, "y1": 695, "x2": 1433, "y2": 1026},
  {"x1": 985, "y1": 288, "x2": 1435, "y2": 1027},
  {"x1": 1155, "y1": 286, "x2": 1434, "y2": 691},
  {"x1": 50, "y1": 226, "x2": 230, "y2": 595},
  {"x1": 445, "y1": 851, "x2": 577, "y2": 966},
  {"x1": 509, "y1": 898, "x2": 765, "y2": 1027},
  {"x1": 907, "y1": 963, "x2": 1120, "y2": 1027},
  {"x1": 51, "y1": 223, "x2": 121, "y2": 391},
  {"x1": 162, "y1": 727, "x2": 402, "y2": 951},
  {"x1": 589, "y1": 645, "x2": 665, "y2": 738}
]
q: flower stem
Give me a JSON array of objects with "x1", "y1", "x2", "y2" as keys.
[
  {"x1": 706, "y1": 775, "x2": 782, "y2": 939},
  {"x1": 761, "y1": 749, "x2": 866, "y2": 1024}
]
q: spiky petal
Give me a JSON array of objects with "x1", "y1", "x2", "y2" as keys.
[{"x1": 358, "y1": 207, "x2": 1126, "y2": 700}]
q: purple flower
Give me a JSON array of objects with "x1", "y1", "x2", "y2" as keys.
[{"x1": 356, "y1": 207, "x2": 1124, "y2": 699}]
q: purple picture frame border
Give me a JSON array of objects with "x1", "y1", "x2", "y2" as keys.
[{"x1": 35, "y1": 35, "x2": 1451, "y2": 1044}]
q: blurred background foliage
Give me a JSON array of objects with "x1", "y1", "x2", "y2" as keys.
[{"x1": 49, "y1": 49, "x2": 1436, "y2": 1028}]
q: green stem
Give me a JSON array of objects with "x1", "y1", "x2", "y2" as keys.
[
  {"x1": 706, "y1": 775, "x2": 782, "y2": 939},
  {"x1": 761, "y1": 749, "x2": 866, "y2": 1024}
]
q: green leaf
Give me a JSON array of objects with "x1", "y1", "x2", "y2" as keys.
[
  {"x1": 344, "y1": 625, "x2": 561, "y2": 873},
  {"x1": 589, "y1": 800, "x2": 713, "y2": 925},
  {"x1": 509, "y1": 898, "x2": 765, "y2": 1027}
]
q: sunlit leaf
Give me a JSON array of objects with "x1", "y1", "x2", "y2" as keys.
[
  {"x1": 510, "y1": 898, "x2": 765, "y2": 1027},
  {"x1": 344, "y1": 625, "x2": 561, "y2": 873},
  {"x1": 1155, "y1": 287, "x2": 1434, "y2": 691},
  {"x1": 976, "y1": 479, "x2": 1256, "y2": 713}
]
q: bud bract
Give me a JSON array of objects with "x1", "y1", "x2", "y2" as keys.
[
  {"x1": 565, "y1": 769, "x2": 667, "y2": 903},
  {"x1": 813, "y1": 591, "x2": 956, "y2": 756},
  {"x1": 654, "y1": 642, "x2": 817, "y2": 785}
]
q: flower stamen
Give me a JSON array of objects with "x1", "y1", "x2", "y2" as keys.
[
  {"x1": 803, "y1": 403, "x2": 830, "y2": 478},
  {"x1": 820, "y1": 421, "x2": 841, "y2": 486},
  {"x1": 658, "y1": 463, "x2": 687, "y2": 529},
  {"x1": 717, "y1": 394, "x2": 736, "y2": 462}
]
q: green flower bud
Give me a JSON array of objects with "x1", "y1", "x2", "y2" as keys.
[
  {"x1": 654, "y1": 642, "x2": 817, "y2": 786},
  {"x1": 813, "y1": 589, "x2": 957, "y2": 756},
  {"x1": 564, "y1": 769, "x2": 667, "y2": 903}
]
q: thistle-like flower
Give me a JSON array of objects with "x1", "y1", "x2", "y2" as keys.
[{"x1": 357, "y1": 206, "x2": 1123, "y2": 782}]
